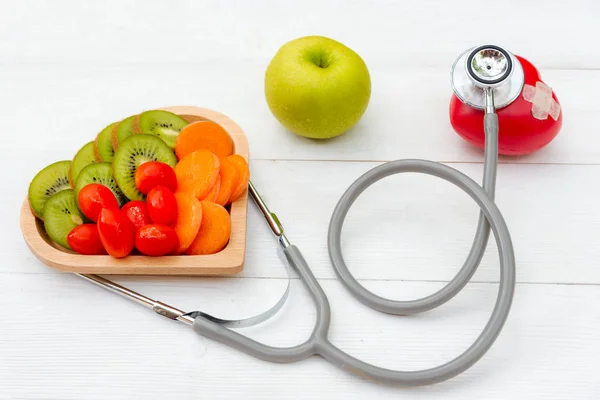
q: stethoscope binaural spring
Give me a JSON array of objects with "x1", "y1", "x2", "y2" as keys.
[{"x1": 76, "y1": 44, "x2": 518, "y2": 386}]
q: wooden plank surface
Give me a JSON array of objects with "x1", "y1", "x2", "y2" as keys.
[
  {"x1": 0, "y1": 274, "x2": 599, "y2": 399},
  {"x1": 18, "y1": 106, "x2": 250, "y2": 276},
  {"x1": 6, "y1": 160, "x2": 600, "y2": 284},
  {"x1": 1, "y1": 0, "x2": 599, "y2": 398},
  {"x1": 1, "y1": 66, "x2": 598, "y2": 164}
]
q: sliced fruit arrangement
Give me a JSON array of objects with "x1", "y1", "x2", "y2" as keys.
[
  {"x1": 94, "y1": 122, "x2": 118, "y2": 162},
  {"x1": 186, "y1": 200, "x2": 232, "y2": 255},
  {"x1": 43, "y1": 189, "x2": 84, "y2": 249},
  {"x1": 27, "y1": 108, "x2": 249, "y2": 259},
  {"x1": 69, "y1": 141, "x2": 98, "y2": 187},
  {"x1": 133, "y1": 110, "x2": 190, "y2": 149},
  {"x1": 68, "y1": 224, "x2": 106, "y2": 255},
  {"x1": 28, "y1": 160, "x2": 72, "y2": 219},
  {"x1": 74, "y1": 162, "x2": 128, "y2": 208},
  {"x1": 113, "y1": 134, "x2": 177, "y2": 201},
  {"x1": 174, "y1": 150, "x2": 220, "y2": 199},
  {"x1": 176, "y1": 120, "x2": 234, "y2": 159},
  {"x1": 112, "y1": 115, "x2": 136, "y2": 151}
]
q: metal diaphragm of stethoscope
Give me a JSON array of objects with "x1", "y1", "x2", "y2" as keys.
[{"x1": 77, "y1": 45, "x2": 520, "y2": 386}]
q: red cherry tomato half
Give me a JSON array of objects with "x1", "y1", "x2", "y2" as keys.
[
  {"x1": 97, "y1": 208, "x2": 135, "y2": 258},
  {"x1": 67, "y1": 224, "x2": 107, "y2": 255},
  {"x1": 135, "y1": 162, "x2": 178, "y2": 195},
  {"x1": 121, "y1": 200, "x2": 152, "y2": 231},
  {"x1": 135, "y1": 224, "x2": 179, "y2": 256},
  {"x1": 146, "y1": 185, "x2": 178, "y2": 226},
  {"x1": 78, "y1": 183, "x2": 119, "y2": 222}
]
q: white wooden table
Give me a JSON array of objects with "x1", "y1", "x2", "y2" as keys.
[{"x1": 2, "y1": 1, "x2": 599, "y2": 398}]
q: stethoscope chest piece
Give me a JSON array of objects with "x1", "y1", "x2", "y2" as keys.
[
  {"x1": 74, "y1": 43, "x2": 528, "y2": 388},
  {"x1": 451, "y1": 45, "x2": 525, "y2": 110}
]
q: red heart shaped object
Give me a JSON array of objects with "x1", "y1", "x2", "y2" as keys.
[{"x1": 449, "y1": 55, "x2": 563, "y2": 156}]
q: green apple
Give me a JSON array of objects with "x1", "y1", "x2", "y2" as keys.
[{"x1": 264, "y1": 36, "x2": 371, "y2": 139}]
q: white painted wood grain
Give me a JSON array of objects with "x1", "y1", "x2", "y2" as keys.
[
  {"x1": 1, "y1": 0, "x2": 598, "y2": 70},
  {"x1": 2, "y1": 0, "x2": 600, "y2": 398},
  {"x1": 0, "y1": 65, "x2": 597, "y2": 164},
  {"x1": 0, "y1": 274, "x2": 598, "y2": 399},
  {"x1": 7, "y1": 158, "x2": 600, "y2": 284}
]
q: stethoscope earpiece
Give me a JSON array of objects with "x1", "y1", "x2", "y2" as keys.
[{"x1": 77, "y1": 44, "x2": 526, "y2": 387}]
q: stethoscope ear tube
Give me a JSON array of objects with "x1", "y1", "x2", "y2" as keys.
[
  {"x1": 78, "y1": 113, "x2": 515, "y2": 386},
  {"x1": 76, "y1": 46, "x2": 517, "y2": 385},
  {"x1": 325, "y1": 113, "x2": 516, "y2": 385},
  {"x1": 328, "y1": 113, "x2": 499, "y2": 315},
  {"x1": 191, "y1": 113, "x2": 516, "y2": 386}
]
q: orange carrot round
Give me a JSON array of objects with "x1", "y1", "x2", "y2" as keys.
[
  {"x1": 173, "y1": 192, "x2": 203, "y2": 254},
  {"x1": 175, "y1": 121, "x2": 234, "y2": 160},
  {"x1": 227, "y1": 155, "x2": 249, "y2": 202},
  {"x1": 215, "y1": 157, "x2": 240, "y2": 206},
  {"x1": 202, "y1": 175, "x2": 221, "y2": 203},
  {"x1": 186, "y1": 200, "x2": 231, "y2": 255},
  {"x1": 174, "y1": 150, "x2": 220, "y2": 200}
]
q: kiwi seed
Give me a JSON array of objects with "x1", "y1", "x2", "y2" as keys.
[
  {"x1": 43, "y1": 189, "x2": 83, "y2": 250},
  {"x1": 113, "y1": 134, "x2": 177, "y2": 201},
  {"x1": 132, "y1": 110, "x2": 189, "y2": 149},
  {"x1": 74, "y1": 162, "x2": 129, "y2": 209},
  {"x1": 28, "y1": 160, "x2": 72, "y2": 219},
  {"x1": 94, "y1": 122, "x2": 118, "y2": 162},
  {"x1": 69, "y1": 142, "x2": 98, "y2": 188},
  {"x1": 111, "y1": 115, "x2": 136, "y2": 152}
]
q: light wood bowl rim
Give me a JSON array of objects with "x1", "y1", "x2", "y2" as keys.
[{"x1": 20, "y1": 106, "x2": 249, "y2": 276}]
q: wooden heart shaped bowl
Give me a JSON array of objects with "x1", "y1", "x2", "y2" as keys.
[{"x1": 20, "y1": 106, "x2": 249, "y2": 275}]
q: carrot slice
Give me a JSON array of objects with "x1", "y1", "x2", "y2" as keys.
[
  {"x1": 175, "y1": 121, "x2": 234, "y2": 160},
  {"x1": 172, "y1": 192, "x2": 203, "y2": 254},
  {"x1": 215, "y1": 157, "x2": 240, "y2": 206},
  {"x1": 186, "y1": 200, "x2": 231, "y2": 255},
  {"x1": 174, "y1": 150, "x2": 220, "y2": 200},
  {"x1": 228, "y1": 155, "x2": 249, "y2": 202},
  {"x1": 202, "y1": 175, "x2": 221, "y2": 203}
]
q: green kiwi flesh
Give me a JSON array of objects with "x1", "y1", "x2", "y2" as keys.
[
  {"x1": 75, "y1": 162, "x2": 129, "y2": 208},
  {"x1": 28, "y1": 160, "x2": 72, "y2": 219},
  {"x1": 95, "y1": 122, "x2": 118, "y2": 162},
  {"x1": 43, "y1": 189, "x2": 83, "y2": 250},
  {"x1": 70, "y1": 142, "x2": 98, "y2": 187},
  {"x1": 113, "y1": 134, "x2": 177, "y2": 201},
  {"x1": 136, "y1": 110, "x2": 189, "y2": 149},
  {"x1": 112, "y1": 115, "x2": 136, "y2": 150}
]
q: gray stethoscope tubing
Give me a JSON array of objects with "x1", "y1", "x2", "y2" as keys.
[
  {"x1": 328, "y1": 115, "x2": 499, "y2": 315},
  {"x1": 77, "y1": 45, "x2": 518, "y2": 386},
  {"x1": 192, "y1": 114, "x2": 515, "y2": 387}
]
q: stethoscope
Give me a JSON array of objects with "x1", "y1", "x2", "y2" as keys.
[{"x1": 76, "y1": 44, "x2": 520, "y2": 386}]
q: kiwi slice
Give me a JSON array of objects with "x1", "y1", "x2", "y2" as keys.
[
  {"x1": 132, "y1": 110, "x2": 189, "y2": 149},
  {"x1": 75, "y1": 162, "x2": 129, "y2": 208},
  {"x1": 94, "y1": 122, "x2": 118, "y2": 162},
  {"x1": 113, "y1": 134, "x2": 177, "y2": 200},
  {"x1": 69, "y1": 142, "x2": 98, "y2": 187},
  {"x1": 43, "y1": 189, "x2": 83, "y2": 250},
  {"x1": 28, "y1": 160, "x2": 72, "y2": 219},
  {"x1": 111, "y1": 115, "x2": 136, "y2": 151}
]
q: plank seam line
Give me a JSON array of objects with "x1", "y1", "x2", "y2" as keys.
[
  {"x1": 250, "y1": 158, "x2": 600, "y2": 166},
  {"x1": 2, "y1": 272, "x2": 599, "y2": 287}
]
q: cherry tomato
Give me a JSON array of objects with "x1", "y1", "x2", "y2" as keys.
[
  {"x1": 146, "y1": 185, "x2": 178, "y2": 225},
  {"x1": 121, "y1": 200, "x2": 152, "y2": 231},
  {"x1": 67, "y1": 224, "x2": 107, "y2": 255},
  {"x1": 97, "y1": 208, "x2": 135, "y2": 258},
  {"x1": 135, "y1": 224, "x2": 179, "y2": 256},
  {"x1": 135, "y1": 161, "x2": 177, "y2": 194},
  {"x1": 78, "y1": 183, "x2": 119, "y2": 222}
]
